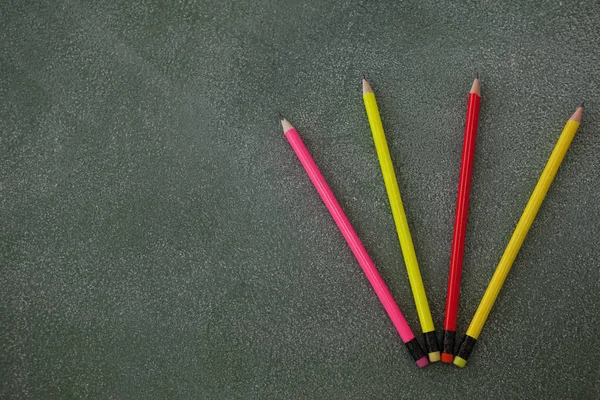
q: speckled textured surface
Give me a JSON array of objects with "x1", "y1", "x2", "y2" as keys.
[{"x1": 1, "y1": 0, "x2": 600, "y2": 398}]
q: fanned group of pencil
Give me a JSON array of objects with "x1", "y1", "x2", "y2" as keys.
[{"x1": 278, "y1": 76, "x2": 584, "y2": 368}]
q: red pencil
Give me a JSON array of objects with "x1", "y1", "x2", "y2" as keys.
[{"x1": 441, "y1": 77, "x2": 481, "y2": 363}]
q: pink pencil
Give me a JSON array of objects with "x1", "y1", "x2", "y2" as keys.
[{"x1": 281, "y1": 117, "x2": 428, "y2": 368}]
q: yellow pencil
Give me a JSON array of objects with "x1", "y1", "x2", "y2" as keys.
[
  {"x1": 362, "y1": 78, "x2": 440, "y2": 362},
  {"x1": 454, "y1": 104, "x2": 584, "y2": 367}
]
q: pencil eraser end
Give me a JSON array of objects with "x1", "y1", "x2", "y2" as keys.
[
  {"x1": 416, "y1": 356, "x2": 429, "y2": 369},
  {"x1": 453, "y1": 356, "x2": 467, "y2": 368},
  {"x1": 455, "y1": 334, "x2": 477, "y2": 367},
  {"x1": 423, "y1": 331, "x2": 440, "y2": 361},
  {"x1": 404, "y1": 338, "x2": 428, "y2": 367},
  {"x1": 428, "y1": 351, "x2": 440, "y2": 362},
  {"x1": 442, "y1": 330, "x2": 456, "y2": 360}
]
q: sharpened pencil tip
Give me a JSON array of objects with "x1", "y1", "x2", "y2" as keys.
[
  {"x1": 470, "y1": 78, "x2": 481, "y2": 96},
  {"x1": 281, "y1": 118, "x2": 293, "y2": 132},
  {"x1": 476, "y1": 72, "x2": 479, "y2": 79},
  {"x1": 278, "y1": 111, "x2": 284, "y2": 120},
  {"x1": 580, "y1": 101, "x2": 585, "y2": 109},
  {"x1": 362, "y1": 77, "x2": 373, "y2": 94},
  {"x1": 362, "y1": 73, "x2": 366, "y2": 81},
  {"x1": 570, "y1": 105, "x2": 583, "y2": 122}
]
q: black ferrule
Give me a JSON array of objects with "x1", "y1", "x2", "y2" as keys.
[
  {"x1": 423, "y1": 331, "x2": 440, "y2": 355},
  {"x1": 404, "y1": 338, "x2": 427, "y2": 362},
  {"x1": 456, "y1": 335, "x2": 477, "y2": 361},
  {"x1": 442, "y1": 330, "x2": 456, "y2": 355}
]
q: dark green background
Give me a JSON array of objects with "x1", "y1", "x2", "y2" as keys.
[{"x1": 2, "y1": 0, "x2": 599, "y2": 398}]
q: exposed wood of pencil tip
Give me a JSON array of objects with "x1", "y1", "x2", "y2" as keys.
[
  {"x1": 362, "y1": 77, "x2": 373, "y2": 95},
  {"x1": 281, "y1": 118, "x2": 293, "y2": 133},
  {"x1": 570, "y1": 104, "x2": 584, "y2": 123},
  {"x1": 470, "y1": 77, "x2": 481, "y2": 96}
]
